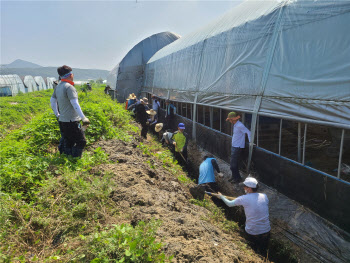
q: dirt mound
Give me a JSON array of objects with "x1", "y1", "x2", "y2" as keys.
[{"x1": 90, "y1": 137, "x2": 264, "y2": 262}]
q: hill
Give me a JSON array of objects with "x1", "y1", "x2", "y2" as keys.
[
  {"x1": 1, "y1": 59, "x2": 43, "y2": 68},
  {"x1": 0, "y1": 66, "x2": 109, "y2": 80}
]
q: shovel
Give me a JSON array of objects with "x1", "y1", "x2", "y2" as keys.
[{"x1": 205, "y1": 191, "x2": 236, "y2": 201}]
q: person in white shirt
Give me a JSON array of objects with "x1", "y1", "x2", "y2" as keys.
[
  {"x1": 151, "y1": 94, "x2": 161, "y2": 117},
  {"x1": 226, "y1": 112, "x2": 251, "y2": 183},
  {"x1": 218, "y1": 177, "x2": 271, "y2": 256}
]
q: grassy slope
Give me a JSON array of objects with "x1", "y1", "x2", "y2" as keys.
[{"x1": 0, "y1": 86, "x2": 272, "y2": 262}]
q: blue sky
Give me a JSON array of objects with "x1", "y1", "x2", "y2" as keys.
[{"x1": 1, "y1": 0, "x2": 242, "y2": 70}]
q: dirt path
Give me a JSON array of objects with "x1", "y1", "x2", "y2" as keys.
[{"x1": 89, "y1": 134, "x2": 265, "y2": 263}]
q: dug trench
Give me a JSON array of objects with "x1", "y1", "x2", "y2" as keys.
[{"x1": 87, "y1": 121, "x2": 315, "y2": 263}]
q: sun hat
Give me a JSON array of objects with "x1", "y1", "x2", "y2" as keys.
[
  {"x1": 140, "y1": 98, "x2": 149, "y2": 104},
  {"x1": 227, "y1": 112, "x2": 238, "y2": 119},
  {"x1": 146, "y1": 109, "x2": 157, "y2": 116},
  {"x1": 155, "y1": 123, "x2": 163, "y2": 132},
  {"x1": 178, "y1": 123, "x2": 185, "y2": 130},
  {"x1": 127, "y1": 93, "x2": 137, "y2": 100},
  {"x1": 243, "y1": 177, "x2": 258, "y2": 188}
]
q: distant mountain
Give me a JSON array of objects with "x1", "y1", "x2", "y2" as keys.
[
  {"x1": 0, "y1": 67, "x2": 109, "y2": 81},
  {"x1": 1, "y1": 59, "x2": 43, "y2": 68}
]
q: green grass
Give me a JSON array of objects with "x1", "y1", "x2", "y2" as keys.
[
  {"x1": 190, "y1": 198, "x2": 238, "y2": 234},
  {"x1": 0, "y1": 86, "x2": 137, "y2": 201},
  {"x1": 0, "y1": 89, "x2": 54, "y2": 138},
  {"x1": 0, "y1": 86, "x2": 171, "y2": 262}
]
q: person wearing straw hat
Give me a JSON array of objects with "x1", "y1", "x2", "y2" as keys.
[
  {"x1": 216, "y1": 177, "x2": 270, "y2": 256},
  {"x1": 146, "y1": 109, "x2": 158, "y2": 133},
  {"x1": 135, "y1": 98, "x2": 149, "y2": 139},
  {"x1": 226, "y1": 111, "x2": 251, "y2": 183},
  {"x1": 171, "y1": 123, "x2": 188, "y2": 165},
  {"x1": 155, "y1": 123, "x2": 163, "y2": 139},
  {"x1": 125, "y1": 93, "x2": 137, "y2": 110}
]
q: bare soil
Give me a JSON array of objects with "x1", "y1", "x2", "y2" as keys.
[{"x1": 89, "y1": 134, "x2": 266, "y2": 263}]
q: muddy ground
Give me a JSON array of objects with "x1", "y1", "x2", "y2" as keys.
[{"x1": 89, "y1": 130, "x2": 266, "y2": 263}]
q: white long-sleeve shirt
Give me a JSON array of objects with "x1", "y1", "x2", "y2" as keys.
[
  {"x1": 221, "y1": 193, "x2": 271, "y2": 235},
  {"x1": 232, "y1": 120, "x2": 251, "y2": 148}
]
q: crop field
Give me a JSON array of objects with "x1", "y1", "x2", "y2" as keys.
[{"x1": 0, "y1": 86, "x2": 299, "y2": 263}]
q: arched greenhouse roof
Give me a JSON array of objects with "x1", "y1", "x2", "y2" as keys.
[
  {"x1": 107, "y1": 31, "x2": 180, "y2": 102},
  {"x1": 23, "y1": 75, "x2": 37, "y2": 93},
  {"x1": 0, "y1": 74, "x2": 25, "y2": 96},
  {"x1": 144, "y1": 0, "x2": 350, "y2": 129},
  {"x1": 46, "y1": 77, "x2": 56, "y2": 90},
  {"x1": 34, "y1": 76, "x2": 47, "y2": 90}
]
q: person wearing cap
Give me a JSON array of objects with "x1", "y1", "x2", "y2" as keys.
[
  {"x1": 226, "y1": 111, "x2": 251, "y2": 183},
  {"x1": 218, "y1": 177, "x2": 270, "y2": 256},
  {"x1": 171, "y1": 123, "x2": 188, "y2": 165},
  {"x1": 135, "y1": 98, "x2": 149, "y2": 139},
  {"x1": 198, "y1": 155, "x2": 224, "y2": 193},
  {"x1": 165, "y1": 100, "x2": 176, "y2": 130},
  {"x1": 50, "y1": 65, "x2": 90, "y2": 157}
]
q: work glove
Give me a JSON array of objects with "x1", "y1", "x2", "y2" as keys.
[
  {"x1": 217, "y1": 172, "x2": 224, "y2": 178},
  {"x1": 82, "y1": 117, "x2": 90, "y2": 125}
]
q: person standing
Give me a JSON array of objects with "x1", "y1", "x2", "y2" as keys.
[
  {"x1": 135, "y1": 98, "x2": 149, "y2": 139},
  {"x1": 151, "y1": 94, "x2": 161, "y2": 117},
  {"x1": 165, "y1": 100, "x2": 176, "y2": 130},
  {"x1": 171, "y1": 123, "x2": 188, "y2": 165},
  {"x1": 226, "y1": 112, "x2": 251, "y2": 183},
  {"x1": 217, "y1": 177, "x2": 271, "y2": 256},
  {"x1": 50, "y1": 65, "x2": 90, "y2": 157}
]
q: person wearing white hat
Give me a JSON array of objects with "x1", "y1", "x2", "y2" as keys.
[{"x1": 217, "y1": 177, "x2": 270, "y2": 256}]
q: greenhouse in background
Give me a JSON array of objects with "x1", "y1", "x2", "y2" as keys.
[
  {"x1": 34, "y1": 76, "x2": 47, "y2": 90},
  {"x1": 107, "y1": 31, "x2": 180, "y2": 102},
  {"x1": 46, "y1": 77, "x2": 56, "y2": 90},
  {"x1": 22, "y1": 75, "x2": 37, "y2": 92},
  {"x1": 0, "y1": 75, "x2": 25, "y2": 96}
]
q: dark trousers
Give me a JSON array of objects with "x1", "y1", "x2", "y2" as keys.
[
  {"x1": 201, "y1": 182, "x2": 219, "y2": 193},
  {"x1": 230, "y1": 147, "x2": 242, "y2": 181},
  {"x1": 59, "y1": 121, "x2": 87, "y2": 157},
  {"x1": 245, "y1": 231, "x2": 270, "y2": 257},
  {"x1": 141, "y1": 123, "x2": 148, "y2": 139}
]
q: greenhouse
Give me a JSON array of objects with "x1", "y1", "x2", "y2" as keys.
[
  {"x1": 34, "y1": 76, "x2": 47, "y2": 90},
  {"x1": 107, "y1": 31, "x2": 180, "y2": 102},
  {"x1": 141, "y1": 0, "x2": 350, "y2": 234},
  {"x1": 23, "y1": 75, "x2": 37, "y2": 93},
  {"x1": 46, "y1": 77, "x2": 56, "y2": 90},
  {"x1": 0, "y1": 74, "x2": 25, "y2": 96}
]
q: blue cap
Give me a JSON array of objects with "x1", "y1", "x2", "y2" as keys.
[{"x1": 178, "y1": 123, "x2": 185, "y2": 129}]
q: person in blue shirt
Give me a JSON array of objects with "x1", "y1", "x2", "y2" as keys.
[{"x1": 198, "y1": 155, "x2": 224, "y2": 193}]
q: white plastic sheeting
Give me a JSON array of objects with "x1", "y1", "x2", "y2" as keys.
[
  {"x1": 0, "y1": 75, "x2": 25, "y2": 96},
  {"x1": 46, "y1": 77, "x2": 56, "y2": 90},
  {"x1": 107, "y1": 31, "x2": 180, "y2": 102},
  {"x1": 144, "y1": 0, "x2": 350, "y2": 129},
  {"x1": 34, "y1": 76, "x2": 47, "y2": 90},
  {"x1": 23, "y1": 76, "x2": 37, "y2": 92}
]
